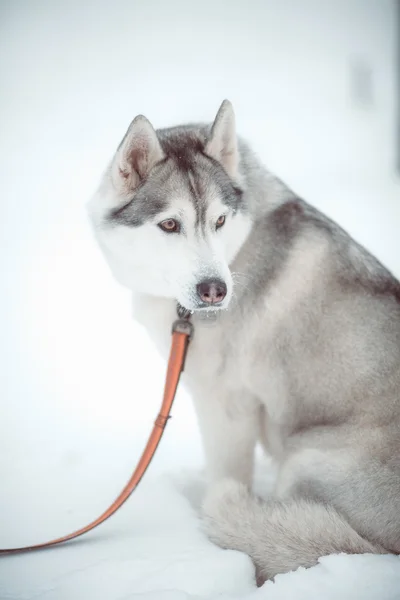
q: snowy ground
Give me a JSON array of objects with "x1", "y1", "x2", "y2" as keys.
[
  {"x1": 2, "y1": 455, "x2": 400, "y2": 600},
  {"x1": 2, "y1": 448, "x2": 400, "y2": 600}
]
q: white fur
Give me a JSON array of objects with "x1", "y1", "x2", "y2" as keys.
[{"x1": 90, "y1": 185, "x2": 251, "y2": 310}]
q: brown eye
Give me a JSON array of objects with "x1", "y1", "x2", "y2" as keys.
[
  {"x1": 159, "y1": 219, "x2": 180, "y2": 233},
  {"x1": 216, "y1": 215, "x2": 226, "y2": 229}
]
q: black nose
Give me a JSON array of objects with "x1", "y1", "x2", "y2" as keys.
[{"x1": 196, "y1": 279, "x2": 227, "y2": 305}]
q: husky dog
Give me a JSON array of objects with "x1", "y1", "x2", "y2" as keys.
[{"x1": 88, "y1": 100, "x2": 400, "y2": 583}]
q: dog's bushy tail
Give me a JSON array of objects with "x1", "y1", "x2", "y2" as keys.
[{"x1": 202, "y1": 479, "x2": 384, "y2": 583}]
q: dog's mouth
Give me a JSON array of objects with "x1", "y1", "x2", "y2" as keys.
[
  {"x1": 195, "y1": 301, "x2": 226, "y2": 311},
  {"x1": 177, "y1": 304, "x2": 224, "y2": 326},
  {"x1": 178, "y1": 300, "x2": 229, "y2": 315}
]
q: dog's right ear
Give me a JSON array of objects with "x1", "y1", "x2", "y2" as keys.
[
  {"x1": 205, "y1": 100, "x2": 238, "y2": 179},
  {"x1": 111, "y1": 115, "x2": 165, "y2": 195}
]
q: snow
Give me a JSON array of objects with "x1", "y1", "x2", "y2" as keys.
[
  {"x1": 2, "y1": 466, "x2": 400, "y2": 600},
  {"x1": 2, "y1": 462, "x2": 400, "y2": 600},
  {"x1": 1, "y1": 1, "x2": 400, "y2": 598}
]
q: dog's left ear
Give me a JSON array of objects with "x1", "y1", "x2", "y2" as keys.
[{"x1": 205, "y1": 100, "x2": 238, "y2": 179}]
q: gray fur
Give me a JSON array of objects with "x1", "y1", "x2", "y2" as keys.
[
  {"x1": 89, "y1": 100, "x2": 400, "y2": 584},
  {"x1": 203, "y1": 479, "x2": 387, "y2": 585}
]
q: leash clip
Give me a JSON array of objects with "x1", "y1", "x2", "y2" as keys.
[
  {"x1": 176, "y1": 304, "x2": 193, "y2": 320},
  {"x1": 173, "y1": 304, "x2": 194, "y2": 340}
]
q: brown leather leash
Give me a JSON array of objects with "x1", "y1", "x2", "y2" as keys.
[{"x1": 0, "y1": 306, "x2": 193, "y2": 555}]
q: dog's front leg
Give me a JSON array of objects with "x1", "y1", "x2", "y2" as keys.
[{"x1": 192, "y1": 390, "x2": 259, "y2": 488}]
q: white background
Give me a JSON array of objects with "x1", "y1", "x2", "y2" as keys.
[{"x1": 0, "y1": 1, "x2": 399, "y2": 598}]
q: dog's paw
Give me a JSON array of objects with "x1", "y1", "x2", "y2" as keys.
[{"x1": 201, "y1": 478, "x2": 256, "y2": 552}]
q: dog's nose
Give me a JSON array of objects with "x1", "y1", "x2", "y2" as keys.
[{"x1": 197, "y1": 279, "x2": 227, "y2": 305}]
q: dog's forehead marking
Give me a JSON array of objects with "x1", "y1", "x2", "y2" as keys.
[
  {"x1": 187, "y1": 169, "x2": 203, "y2": 205},
  {"x1": 186, "y1": 168, "x2": 209, "y2": 230},
  {"x1": 157, "y1": 126, "x2": 243, "y2": 211}
]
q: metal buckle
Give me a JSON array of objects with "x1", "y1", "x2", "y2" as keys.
[
  {"x1": 176, "y1": 304, "x2": 193, "y2": 320},
  {"x1": 173, "y1": 304, "x2": 194, "y2": 339}
]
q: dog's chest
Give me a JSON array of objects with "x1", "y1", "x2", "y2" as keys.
[
  {"x1": 132, "y1": 295, "x2": 244, "y2": 391},
  {"x1": 184, "y1": 317, "x2": 234, "y2": 385}
]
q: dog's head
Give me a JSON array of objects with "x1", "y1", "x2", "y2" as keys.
[{"x1": 88, "y1": 100, "x2": 251, "y2": 311}]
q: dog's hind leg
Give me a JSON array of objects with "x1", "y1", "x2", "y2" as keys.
[{"x1": 202, "y1": 479, "x2": 385, "y2": 583}]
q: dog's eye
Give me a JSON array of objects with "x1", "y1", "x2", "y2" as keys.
[
  {"x1": 158, "y1": 219, "x2": 180, "y2": 233},
  {"x1": 216, "y1": 215, "x2": 226, "y2": 229}
]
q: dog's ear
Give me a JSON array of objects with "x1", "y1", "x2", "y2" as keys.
[
  {"x1": 111, "y1": 115, "x2": 164, "y2": 194},
  {"x1": 205, "y1": 100, "x2": 238, "y2": 179}
]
